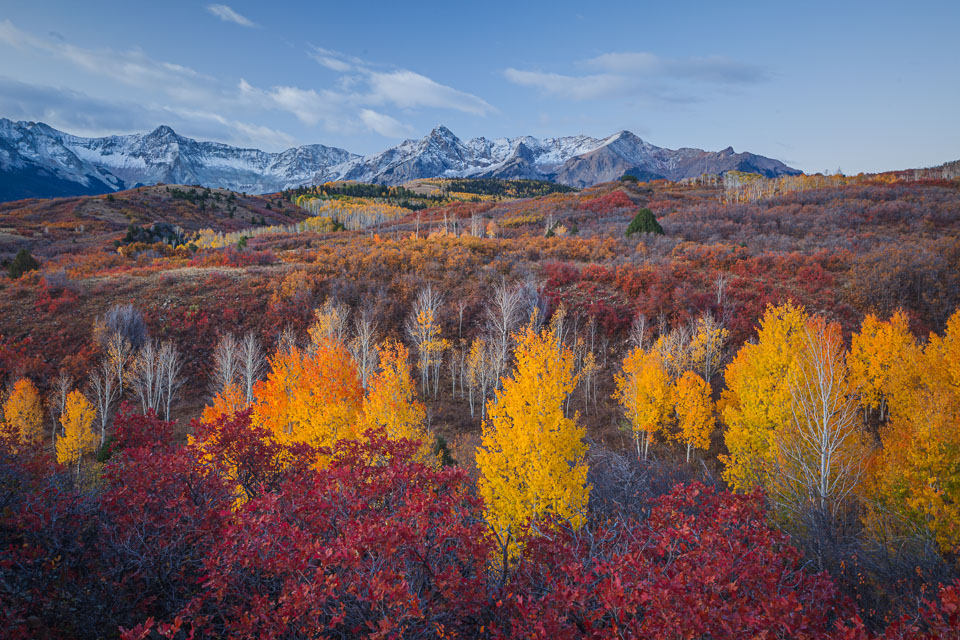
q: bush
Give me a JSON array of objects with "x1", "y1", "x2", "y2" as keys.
[
  {"x1": 625, "y1": 208, "x2": 664, "y2": 236},
  {"x1": 7, "y1": 249, "x2": 39, "y2": 279}
]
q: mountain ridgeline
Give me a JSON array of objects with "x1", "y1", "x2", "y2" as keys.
[{"x1": 0, "y1": 118, "x2": 800, "y2": 202}]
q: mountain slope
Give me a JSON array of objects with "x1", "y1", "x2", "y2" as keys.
[
  {"x1": 0, "y1": 119, "x2": 800, "y2": 201},
  {"x1": 0, "y1": 119, "x2": 357, "y2": 201}
]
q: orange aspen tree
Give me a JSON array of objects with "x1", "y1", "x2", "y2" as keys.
[
  {"x1": 870, "y1": 310, "x2": 960, "y2": 553},
  {"x1": 202, "y1": 382, "x2": 249, "y2": 423},
  {"x1": 253, "y1": 338, "x2": 363, "y2": 457},
  {"x1": 360, "y1": 341, "x2": 432, "y2": 461},
  {"x1": 3, "y1": 378, "x2": 44, "y2": 444}
]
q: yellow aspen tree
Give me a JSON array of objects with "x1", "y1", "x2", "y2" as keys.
[
  {"x1": 721, "y1": 302, "x2": 808, "y2": 492},
  {"x1": 360, "y1": 340, "x2": 433, "y2": 461},
  {"x1": 466, "y1": 337, "x2": 491, "y2": 419},
  {"x1": 56, "y1": 390, "x2": 97, "y2": 479},
  {"x1": 772, "y1": 317, "x2": 868, "y2": 519},
  {"x1": 849, "y1": 310, "x2": 915, "y2": 422},
  {"x1": 673, "y1": 371, "x2": 715, "y2": 462},
  {"x1": 475, "y1": 322, "x2": 588, "y2": 553},
  {"x1": 613, "y1": 347, "x2": 673, "y2": 460},
  {"x1": 2, "y1": 378, "x2": 44, "y2": 445},
  {"x1": 870, "y1": 310, "x2": 960, "y2": 553},
  {"x1": 689, "y1": 313, "x2": 730, "y2": 384},
  {"x1": 307, "y1": 298, "x2": 350, "y2": 347}
]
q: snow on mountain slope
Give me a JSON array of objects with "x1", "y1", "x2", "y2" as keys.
[
  {"x1": 0, "y1": 118, "x2": 800, "y2": 202},
  {"x1": 0, "y1": 119, "x2": 357, "y2": 201}
]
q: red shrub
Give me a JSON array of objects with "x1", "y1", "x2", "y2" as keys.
[
  {"x1": 157, "y1": 431, "x2": 492, "y2": 639},
  {"x1": 493, "y1": 483, "x2": 861, "y2": 640}
]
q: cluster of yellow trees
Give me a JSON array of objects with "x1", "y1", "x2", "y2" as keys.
[
  {"x1": 613, "y1": 315, "x2": 728, "y2": 462},
  {"x1": 297, "y1": 198, "x2": 410, "y2": 230},
  {"x1": 717, "y1": 304, "x2": 957, "y2": 553},
  {"x1": 192, "y1": 199, "x2": 410, "y2": 250},
  {"x1": 2, "y1": 379, "x2": 98, "y2": 478},
  {"x1": 194, "y1": 214, "x2": 340, "y2": 249}
]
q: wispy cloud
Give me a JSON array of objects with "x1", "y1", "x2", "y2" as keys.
[
  {"x1": 366, "y1": 70, "x2": 493, "y2": 116},
  {"x1": 359, "y1": 109, "x2": 414, "y2": 138},
  {"x1": 0, "y1": 21, "x2": 495, "y2": 146},
  {"x1": 206, "y1": 4, "x2": 257, "y2": 28},
  {"x1": 0, "y1": 76, "x2": 296, "y2": 149},
  {"x1": 308, "y1": 47, "x2": 495, "y2": 116},
  {"x1": 506, "y1": 51, "x2": 769, "y2": 103},
  {"x1": 583, "y1": 52, "x2": 768, "y2": 85}
]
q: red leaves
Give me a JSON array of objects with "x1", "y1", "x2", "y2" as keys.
[
  {"x1": 2, "y1": 407, "x2": 956, "y2": 639},
  {"x1": 180, "y1": 430, "x2": 492, "y2": 639},
  {"x1": 189, "y1": 408, "x2": 315, "y2": 500},
  {"x1": 577, "y1": 190, "x2": 637, "y2": 215},
  {"x1": 110, "y1": 402, "x2": 175, "y2": 452},
  {"x1": 498, "y1": 483, "x2": 859, "y2": 640}
]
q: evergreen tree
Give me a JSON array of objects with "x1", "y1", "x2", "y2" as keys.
[
  {"x1": 625, "y1": 208, "x2": 664, "y2": 236},
  {"x1": 8, "y1": 249, "x2": 39, "y2": 279}
]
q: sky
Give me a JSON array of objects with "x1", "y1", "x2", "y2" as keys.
[{"x1": 0, "y1": 0, "x2": 957, "y2": 173}]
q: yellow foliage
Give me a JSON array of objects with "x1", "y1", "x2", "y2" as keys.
[
  {"x1": 56, "y1": 390, "x2": 97, "y2": 475},
  {"x1": 849, "y1": 310, "x2": 916, "y2": 419},
  {"x1": 476, "y1": 323, "x2": 588, "y2": 551},
  {"x1": 721, "y1": 302, "x2": 808, "y2": 492},
  {"x1": 771, "y1": 318, "x2": 868, "y2": 517},
  {"x1": 613, "y1": 347, "x2": 673, "y2": 459},
  {"x1": 3, "y1": 378, "x2": 43, "y2": 444},
  {"x1": 500, "y1": 214, "x2": 544, "y2": 228},
  {"x1": 870, "y1": 310, "x2": 960, "y2": 553},
  {"x1": 360, "y1": 341, "x2": 433, "y2": 461},
  {"x1": 673, "y1": 371, "x2": 715, "y2": 462},
  {"x1": 689, "y1": 315, "x2": 730, "y2": 382}
]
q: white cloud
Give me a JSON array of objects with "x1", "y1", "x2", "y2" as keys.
[
  {"x1": 238, "y1": 78, "x2": 352, "y2": 132},
  {"x1": 366, "y1": 70, "x2": 493, "y2": 115},
  {"x1": 206, "y1": 4, "x2": 257, "y2": 28},
  {"x1": 504, "y1": 69, "x2": 631, "y2": 101},
  {"x1": 506, "y1": 51, "x2": 769, "y2": 102},
  {"x1": 359, "y1": 109, "x2": 414, "y2": 137},
  {"x1": 309, "y1": 47, "x2": 494, "y2": 116},
  {"x1": 584, "y1": 52, "x2": 767, "y2": 84}
]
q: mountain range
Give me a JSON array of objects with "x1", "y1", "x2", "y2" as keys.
[{"x1": 0, "y1": 118, "x2": 800, "y2": 202}]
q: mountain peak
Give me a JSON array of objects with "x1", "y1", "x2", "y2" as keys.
[
  {"x1": 148, "y1": 125, "x2": 179, "y2": 140},
  {"x1": 428, "y1": 125, "x2": 459, "y2": 141}
]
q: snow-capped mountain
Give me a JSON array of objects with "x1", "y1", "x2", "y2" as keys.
[
  {"x1": 0, "y1": 119, "x2": 800, "y2": 202},
  {"x1": 0, "y1": 119, "x2": 357, "y2": 202}
]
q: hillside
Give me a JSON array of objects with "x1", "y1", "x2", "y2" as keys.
[{"x1": 0, "y1": 184, "x2": 308, "y2": 258}]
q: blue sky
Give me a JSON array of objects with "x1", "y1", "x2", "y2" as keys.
[{"x1": 1, "y1": 0, "x2": 957, "y2": 173}]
